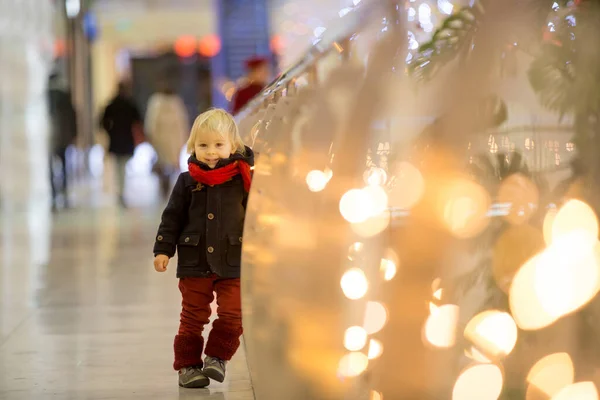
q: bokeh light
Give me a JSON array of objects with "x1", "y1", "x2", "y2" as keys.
[
  {"x1": 341, "y1": 268, "x2": 368, "y2": 300},
  {"x1": 380, "y1": 258, "x2": 397, "y2": 281},
  {"x1": 174, "y1": 35, "x2": 197, "y2": 58},
  {"x1": 364, "y1": 167, "x2": 388, "y2": 186},
  {"x1": 493, "y1": 224, "x2": 545, "y2": 293},
  {"x1": 362, "y1": 185, "x2": 389, "y2": 216},
  {"x1": 367, "y1": 339, "x2": 383, "y2": 360},
  {"x1": 348, "y1": 242, "x2": 364, "y2": 261},
  {"x1": 337, "y1": 352, "x2": 369, "y2": 378},
  {"x1": 551, "y1": 382, "x2": 598, "y2": 400},
  {"x1": 441, "y1": 179, "x2": 490, "y2": 239},
  {"x1": 452, "y1": 364, "x2": 504, "y2": 400},
  {"x1": 464, "y1": 310, "x2": 517, "y2": 359},
  {"x1": 497, "y1": 173, "x2": 539, "y2": 225},
  {"x1": 340, "y1": 188, "x2": 372, "y2": 223},
  {"x1": 526, "y1": 353, "x2": 574, "y2": 399},
  {"x1": 464, "y1": 346, "x2": 491, "y2": 363},
  {"x1": 424, "y1": 304, "x2": 459, "y2": 348},
  {"x1": 198, "y1": 34, "x2": 221, "y2": 57},
  {"x1": 551, "y1": 199, "x2": 598, "y2": 248},
  {"x1": 350, "y1": 210, "x2": 391, "y2": 238},
  {"x1": 370, "y1": 391, "x2": 383, "y2": 400},
  {"x1": 344, "y1": 326, "x2": 368, "y2": 351},
  {"x1": 306, "y1": 169, "x2": 330, "y2": 192},
  {"x1": 543, "y1": 208, "x2": 558, "y2": 245},
  {"x1": 509, "y1": 253, "x2": 558, "y2": 330},
  {"x1": 534, "y1": 234, "x2": 599, "y2": 318},
  {"x1": 363, "y1": 301, "x2": 388, "y2": 334},
  {"x1": 388, "y1": 161, "x2": 425, "y2": 209}
]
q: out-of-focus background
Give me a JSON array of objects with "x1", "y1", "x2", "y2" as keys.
[{"x1": 4, "y1": 0, "x2": 600, "y2": 399}]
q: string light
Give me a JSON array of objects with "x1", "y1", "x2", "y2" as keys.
[{"x1": 341, "y1": 268, "x2": 369, "y2": 300}]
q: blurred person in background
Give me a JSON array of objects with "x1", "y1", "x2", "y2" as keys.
[
  {"x1": 231, "y1": 56, "x2": 271, "y2": 115},
  {"x1": 48, "y1": 73, "x2": 78, "y2": 212},
  {"x1": 99, "y1": 81, "x2": 143, "y2": 208},
  {"x1": 145, "y1": 78, "x2": 189, "y2": 199}
]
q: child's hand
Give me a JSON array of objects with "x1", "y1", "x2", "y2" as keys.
[{"x1": 154, "y1": 255, "x2": 170, "y2": 272}]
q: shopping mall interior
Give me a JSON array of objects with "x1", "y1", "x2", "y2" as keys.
[{"x1": 3, "y1": 0, "x2": 600, "y2": 399}]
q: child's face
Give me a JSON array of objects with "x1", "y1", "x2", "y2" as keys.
[{"x1": 194, "y1": 132, "x2": 234, "y2": 169}]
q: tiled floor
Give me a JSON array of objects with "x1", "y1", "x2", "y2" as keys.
[{"x1": 0, "y1": 203, "x2": 254, "y2": 400}]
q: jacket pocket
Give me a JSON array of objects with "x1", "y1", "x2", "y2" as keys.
[
  {"x1": 177, "y1": 234, "x2": 200, "y2": 267},
  {"x1": 226, "y1": 235, "x2": 243, "y2": 267}
]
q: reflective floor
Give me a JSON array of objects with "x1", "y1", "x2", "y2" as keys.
[{"x1": 0, "y1": 177, "x2": 254, "y2": 400}]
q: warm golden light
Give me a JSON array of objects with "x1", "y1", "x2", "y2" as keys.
[
  {"x1": 464, "y1": 346, "x2": 491, "y2": 363},
  {"x1": 464, "y1": 310, "x2": 517, "y2": 359},
  {"x1": 432, "y1": 277, "x2": 442, "y2": 292},
  {"x1": 341, "y1": 268, "x2": 369, "y2": 300},
  {"x1": 344, "y1": 326, "x2": 368, "y2": 351},
  {"x1": 340, "y1": 189, "x2": 372, "y2": 223},
  {"x1": 380, "y1": 258, "x2": 397, "y2": 281},
  {"x1": 536, "y1": 236, "x2": 599, "y2": 318},
  {"x1": 433, "y1": 288, "x2": 443, "y2": 300},
  {"x1": 510, "y1": 234, "x2": 600, "y2": 330},
  {"x1": 543, "y1": 208, "x2": 557, "y2": 246},
  {"x1": 441, "y1": 180, "x2": 490, "y2": 239},
  {"x1": 351, "y1": 210, "x2": 391, "y2": 238},
  {"x1": 337, "y1": 352, "x2": 369, "y2": 378},
  {"x1": 429, "y1": 302, "x2": 439, "y2": 315},
  {"x1": 370, "y1": 391, "x2": 383, "y2": 400},
  {"x1": 388, "y1": 162, "x2": 425, "y2": 209},
  {"x1": 509, "y1": 253, "x2": 558, "y2": 330},
  {"x1": 424, "y1": 304, "x2": 459, "y2": 348},
  {"x1": 526, "y1": 353, "x2": 574, "y2": 399},
  {"x1": 348, "y1": 242, "x2": 364, "y2": 261},
  {"x1": 452, "y1": 364, "x2": 504, "y2": 400},
  {"x1": 497, "y1": 173, "x2": 539, "y2": 225},
  {"x1": 551, "y1": 199, "x2": 598, "y2": 248},
  {"x1": 365, "y1": 167, "x2": 388, "y2": 186},
  {"x1": 363, "y1": 301, "x2": 388, "y2": 334},
  {"x1": 363, "y1": 185, "x2": 389, "y2": 216},
  {"x1": 306, "y1": 170, "x2": 330, "y2": 192},
  {"x1": 493, "y1": 224, "x2": 545, "y2": 293},
  {"x1": 551, "y1": 382, "x2": 598, "y2": 400},
  {"x1": 367, "y1": 339, "x2": 383, "y2": 360}
]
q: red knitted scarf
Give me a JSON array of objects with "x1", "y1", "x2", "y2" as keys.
[{"x1": 188, "y1": 160, "x2": 252, "y2": 192}]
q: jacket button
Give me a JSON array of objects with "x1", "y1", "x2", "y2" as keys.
[
  {"x1": 239, "y1": 237, "x2": 243, "y2": 243},
  {"x1": 207, "y1": 246, "x2": 214, "y2": 253},
  {"x1": 184, "y1": 237, "x2": 190, "y2": 243},
  {"x1": 207, "y1": 213, "x2": 215, "y2": 220},
  {"x1": 157, "y1": 235, "x2": 163, "y2": 241}
]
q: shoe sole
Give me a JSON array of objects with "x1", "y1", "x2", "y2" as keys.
[
  {"x1": 203, "y1": 367, "x2": 225, "y2": 383},
  {"x1": 179, "y1": 377, "x2": 210, "y2": 388}
]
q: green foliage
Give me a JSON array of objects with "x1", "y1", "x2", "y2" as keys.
[{"x1": 408, "y1": 5, "x2": 481, "y2": 81}]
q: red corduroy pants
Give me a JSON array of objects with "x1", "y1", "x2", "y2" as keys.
[{"x1": 173, "y1": 276, "x2": 243, "y2": 370}]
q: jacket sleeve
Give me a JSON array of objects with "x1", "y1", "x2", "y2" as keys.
[{"x1": 153, "y1": 173, "x2": 189, "y2": 257}]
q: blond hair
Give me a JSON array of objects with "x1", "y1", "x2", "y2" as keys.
[{"x1": 186, "y1": 108, "x2": 246, "y2": 155}]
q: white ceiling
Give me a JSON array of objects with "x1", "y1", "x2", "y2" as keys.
[{"x1": 91, "y1": 0, "x2": 216, "y2": 47}]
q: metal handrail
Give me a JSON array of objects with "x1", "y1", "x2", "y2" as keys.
[{"x1": 235, "y1": 0, "x2": 389, "y2": 121}]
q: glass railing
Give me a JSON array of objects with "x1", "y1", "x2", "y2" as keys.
[{"x1": 238, "y1": 1, "x2": 600, "y2": 399}]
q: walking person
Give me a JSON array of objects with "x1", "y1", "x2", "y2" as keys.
[
  {"x1": 99, "y1": 81, "x2": 143, "y2": 208},
  {"x1": 231, "y1": 56, "x2": 271, "y2": 115},
  {"x1": 145, "y1": 79, "x2": 189, "y2": 199},
  {"x1": 48, "y1": 73, "x2": 77, "y2": 211}
]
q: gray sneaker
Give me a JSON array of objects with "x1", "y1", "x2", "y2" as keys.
[
  {"x1": 178, "y1": 366, "x2": 210, "y2": 388},
  {"x1": 203, "y1": 356, "x2": 227, "y2": 382}
]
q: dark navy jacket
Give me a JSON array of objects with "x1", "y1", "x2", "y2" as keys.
[{"x1": 153, "y1": 148, "x2": 254, "y2": 278}]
